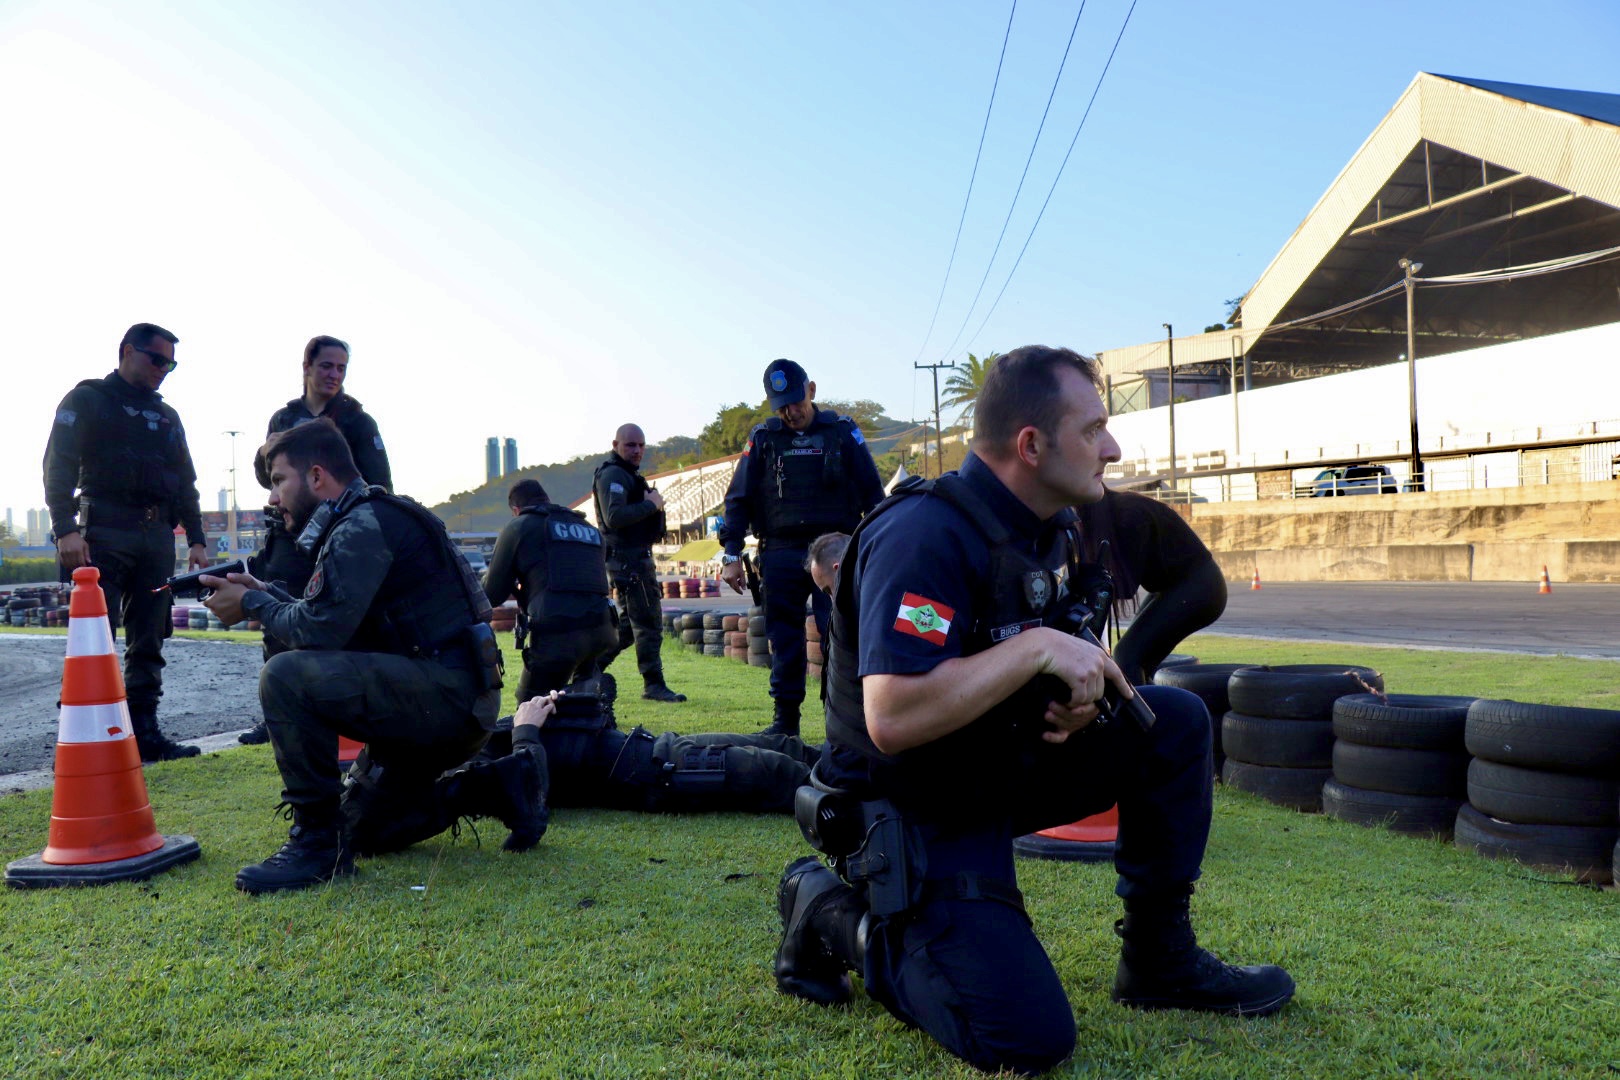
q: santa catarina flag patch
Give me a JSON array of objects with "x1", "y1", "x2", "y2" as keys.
[{"x1": 894, "y1": 593, "x2": 955, "y2": 645}]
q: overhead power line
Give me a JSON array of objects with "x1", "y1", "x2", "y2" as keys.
[
  {"x1": 911, "y1": 0, "x2": 1019, "y2": 365},
  {"x1": 961, "y1": 0, "x2": 1139, "y2": 354},
  {"x1": 933, "y1": 0, "x2": 1091, "y2": 366}
]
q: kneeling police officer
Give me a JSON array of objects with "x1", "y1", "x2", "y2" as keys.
[
  {"x1": 772, "y1": 347, "x2": 1293, "y2": 1076},
  {"x1": 203, "y1": 420, "x2": 545, "y2": 894},
  {"x1": 484, "y1": 478, "x2": 618, "y2": 703}
]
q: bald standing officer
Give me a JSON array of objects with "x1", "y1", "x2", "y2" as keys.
[{"x1": 593, "y1": 424, "x2": 685, "y2": 703}]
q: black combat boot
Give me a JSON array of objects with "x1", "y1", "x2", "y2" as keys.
[
  {"x1": 775, "y1": 856, "x2": 869, "y2": 1006},
  {"x1": 642, "y1": 675, "x2": 686, "y2": 703},
  {"x1": 129, "y1": 705, "x2": 201, "y2": 762},
  {"x1": 439, "y1": 747, "x2": 550, "y2": 852},
  {"x1": 757, "y1": 699, "x2": 800, "y2": 737},
  {"x1": 238, "y1": 721, "x2": 271, "y2": 745},
  {"x1": 236, "y1": 805, "x2": 354, "y2": 895},
  {"x1": 1112, "y1": 888, "x2": 1295, "y2": 1016}
]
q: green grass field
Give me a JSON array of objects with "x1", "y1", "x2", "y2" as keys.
[{"x1": 1, "y1": 635, "x2": 1617, "y2": 1078}]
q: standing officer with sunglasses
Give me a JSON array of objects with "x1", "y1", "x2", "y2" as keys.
[{"x1": 43, "y1": 323, "x2": 208, "y2": 762}]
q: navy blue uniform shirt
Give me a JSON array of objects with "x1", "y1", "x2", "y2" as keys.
[{"x1": 825, "y1": 453, "x2": 1072, "y2": 804}]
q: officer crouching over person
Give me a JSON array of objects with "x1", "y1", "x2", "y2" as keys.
[
  {"x1": 718, "y1": 359, "x2": 884, "y2": 737},
  {"x1": 772, "y1": 346, "x2": 1293, "y2": 1076},
  {"x1": 484, "y1": 478, "x2": 617, "y2": 704},
  {"x1": 202, "y1": 419, "x2": 545, "y2": 894}
]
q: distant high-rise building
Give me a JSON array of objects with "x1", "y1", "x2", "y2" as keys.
[
  {"x1": 26, "y1": 508, "x2": 40, "y2": 546},
  {"x1": 486, "y1": 437, "x2": 501, "y2": 483},
  {"x1": 4, "y1": 508, "x2": 13, "y2": 538},
  {"x1": 503, "y1": 438, "x2": 518, "y2": 476},
  {"x1": 218, "y1": 488, "x2": 229, "y2": 512}
]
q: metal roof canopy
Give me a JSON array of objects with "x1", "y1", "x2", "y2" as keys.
[{"x1": 1100, "y1": 73, "x2": 1620, "y2": 392}]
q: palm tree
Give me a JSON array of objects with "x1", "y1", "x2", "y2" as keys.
[{"x1": 940, "y1": 351, "x2": 999, "y2": 427}]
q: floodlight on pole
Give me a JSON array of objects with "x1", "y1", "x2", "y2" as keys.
[
  {"x1": 1163, "y1": 324, "x2": 1177, "y2": 493},
  {"x1": 223, "y1": 430, "x2": 242, "y2": 554},
  {"x1": 1399, "y1": 258, "x2": 1424, "y2": 490}
]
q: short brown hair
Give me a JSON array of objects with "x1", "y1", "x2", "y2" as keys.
[
  {"x1": 806, "y1": 532, "x2": 849, "y2": 573},
  {"x1": 972, "y1": 345, "x2": 1100, "y2": 451},
  {"x1": 261, "y1": 418, "x2": 359, "y2": 485},
  {"x1": 508, "y1": 478, "x2": 548, "y2": 508}
]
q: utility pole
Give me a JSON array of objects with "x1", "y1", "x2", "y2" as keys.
[
  {"x1": 1162, "y1": 324, "x2": 1177, "y2": 493},
  {"x1": 914, "y1": 361, "x2": 955, "y2": 477},
  {"x1": 223, "y1": 430, "x2": 241, "y2": 555},
  {"x1": 1399, "y1": 258, "x2": 1425, "y2": 491}
]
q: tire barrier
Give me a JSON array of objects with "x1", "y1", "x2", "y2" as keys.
[
  {"x1": 1152, "y1": 661, "x2": 1260, "y2": 776},
  {"x1": 1326, "y1": 693, "x2": 1472, "y2": 837},
  {"x1": 1455, "y1": 698, "x2": 1620, "y2": 883},
  {"x1": 1220, "y1": 664, "x2": 1383, "y2": 812}
]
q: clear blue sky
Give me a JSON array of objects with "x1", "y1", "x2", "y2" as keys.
[{"x1": 3, "y1": 0, "x2": 1616, "y2": 524}]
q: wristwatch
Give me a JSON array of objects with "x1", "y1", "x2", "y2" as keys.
[{"x1": 720, "y1": 554, "x2": 742, "y2": 565}]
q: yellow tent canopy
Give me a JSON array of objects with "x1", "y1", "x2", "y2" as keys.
[{"x1": 668, "y1": 538, "x2": 722, "y2": 564}]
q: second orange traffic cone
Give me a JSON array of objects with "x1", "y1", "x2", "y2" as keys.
[
  {"x1": 5, "y1": 566, "x2": 200, "y2": 888},
  {"x1": 1251, "y1": 568, "x2": 1263, "y2": 591},
  {"x1": 1538, "y1": 566, "x2": 1552, "y2": 594},
  {"x1": 1014, "y1": 806, "x2": 1119, "y2": 862}
]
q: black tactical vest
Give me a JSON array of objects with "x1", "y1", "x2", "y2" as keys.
[
  {"x1": 521, "y1": 504, "x2": 610, "y2": 599},
  {"x1": 592, "y1": 457, "x2": 663, "y2": 548},
  {"x1": 755, "y1": 416, "x2": 858, "y2": 538},
  {"x1": 75, "y1": 377, "x2": 186, "y2": 504},
  {"x1": 823, "y1": 474, "x2": 1081, "y2": 764},
  {"x1": 319, "y1": 487, "x2": 492, "y2": 657}
]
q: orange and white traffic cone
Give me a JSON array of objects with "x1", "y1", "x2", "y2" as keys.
[
  {"x1": 1014, "y1": 806, "x2": 1119, "y2": 862},
  {"x1": 1251, "y1": 568, "x2": 1263, "y2": 591},
  {"x1": 1538, "y1": 566, "x2": 1552, "y2": 594},
  {"x1": 5, "y1": 566, "x2": 200, "y2": 888}
]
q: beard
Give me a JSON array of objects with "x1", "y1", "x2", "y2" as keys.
[{"x1": 278, "y1": 481, "x2": 320, "y2": 535}]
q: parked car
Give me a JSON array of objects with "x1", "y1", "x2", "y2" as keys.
[{"x1": 1307, "y1": 464, "x2": 1398, "y2": 497}]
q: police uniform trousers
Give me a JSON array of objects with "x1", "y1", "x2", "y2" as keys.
[
  {"x1": 259, "y1": 650, "x2": 493, "y2": 850},
  {"x1": 82, "y1": 518, "x2": 179, "y2": 714},
  {"x1": 603, "y1": 546, "x2": 664, "y2": 681},
  {"x1": 535, "y1": 726, "x2": 820, "y2": 814},
  {"x1": 519, "y1": 610, "x2": 619, "y2": 704},
  {"x1": 761, "y1": 542, "x2": 831, "y2": 705},
  {"x1": 860, "y1": 685, "x2": 1212, "y2": 1076}
]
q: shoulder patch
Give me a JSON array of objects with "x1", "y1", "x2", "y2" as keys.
[
  {"x1": 609, "y1": 482, "x2": 625, "y2": 493},
  {"x1": 850, "y1": 425, "x2": 865, "y2": 446},
  {"x1": 55, "y1": 408, "x2": 76, "y2": 426},
  {"x1": 373, "y1": 435, "x2": 385, "y2": 450},
  {"x1": 303, "y1": 566, "x2": 325, "y2": 600},
  {"x1": 893, "y1": 592, "x2": 955, "y2": 646}
]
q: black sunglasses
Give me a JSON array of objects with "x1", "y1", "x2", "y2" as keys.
[{"x1": 132, "y1": 346, "x2": 178, "y2": 373}]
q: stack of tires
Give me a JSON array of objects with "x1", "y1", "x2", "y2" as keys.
[
  {"x1": 1323, "y1": 694, "x2": 1475, "y2": 837},
  {"x1": 662, "y1": 580, "x2": 680, "y2": 600},
  {"x1": 746, "y1": 607, "x2": 769, "y2": 668},
  {"x1": 722, "y1": 615, "x2": 745, "y2": 660},
  {"x1": 489, "y1": 603, "x2": 519, "y2": 634},
  {"x1": 1457, "y1": 699, "x2": 1620, "y2": 883},
  {"x1": 1221, "y1": 664, "x2": 1383, "y2": 812},
  {"x1": 700, "y1": 611, "x2": 727, "y2": 658},
  {"x1": 676, "y1": 612, "x2": 703, "y2": 653},
  {"x1": 805, "y1": 616, "x2": 823, "y2": 684},
  {"x1": 172, "y1": 605, "x2": 192, "y2": 632},
  {"x1": 5, "y1": 596, "x2": 40, "y2": 626},
  {"x1": 1152, "y1": 660, "x2": 1250, "y2": 776},
  {"x1": 189, "y1": 609, "x2": 210, "y2": 630}
]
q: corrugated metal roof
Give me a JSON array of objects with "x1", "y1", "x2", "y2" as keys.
[
  {"x1": 1099, "y1": 72, "x2": 1620, "y2": 377},
  {"x1": 1435, "y1": 75, "x2": 1620, "y2": 130}
]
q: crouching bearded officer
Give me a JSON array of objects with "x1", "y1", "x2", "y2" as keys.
[
  {"x1": 771, "y1": 346, "x2": 1293, "y2": 1076},
  {"x1": 203, "y1": 419, "x2": 545, "y2": 894}
]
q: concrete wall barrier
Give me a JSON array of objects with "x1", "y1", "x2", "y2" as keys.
[{"x1": 1212, "y1": 542, "x2": 1620, "y2": 584}]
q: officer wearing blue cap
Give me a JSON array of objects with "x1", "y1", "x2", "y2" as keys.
[{"x1": 719, "y1": 359, "x2": 885, "y2": 736}]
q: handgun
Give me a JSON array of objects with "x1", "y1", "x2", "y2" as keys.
[
  {"x1": 156, "y1": 559, "x2": 248, "y2": 600},
  {"x1": 741, "y1": 553, "x2": 763, "y2": 609}
]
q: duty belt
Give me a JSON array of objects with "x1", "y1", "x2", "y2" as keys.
[{"x1": 80, "y1": 497, "x2": 171, "y2": 527}]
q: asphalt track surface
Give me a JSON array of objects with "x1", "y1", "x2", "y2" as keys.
[{"x1": 1, "y1": 580, "x2": 1615, "y2": 789}]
